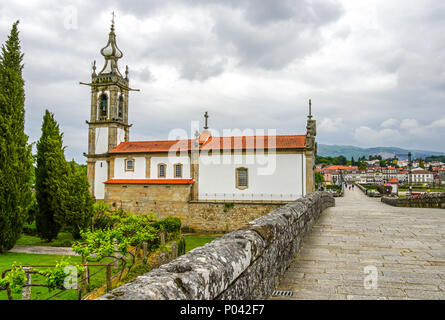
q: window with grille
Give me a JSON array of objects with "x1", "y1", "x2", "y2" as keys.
[
  {"x1": 125, "y1": 159, "x2": 134, "y2": 171},
  {"x1": 174, "y1": 164, "x2": 182, "y2": 178},
  {"x1": 158, "y1": 164, "x2": 166, "y2": 178},
  {"x1": 236, "y1": 167, "x2": 248, "y2": 189}
]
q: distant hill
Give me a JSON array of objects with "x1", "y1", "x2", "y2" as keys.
[{"x1": 318, "y1": 144, "x2": 444, "y2": 160}]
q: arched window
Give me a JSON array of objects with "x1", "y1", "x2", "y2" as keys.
[
  {"x1": 174, "y1": 163, "x2": 183, "y2": 178},
  {"x1": 99, "y1": 93, "x2": 108, "y2": 119},
  {"x1": 118, "y1": 95, "x2": 124, "y2": 120}
]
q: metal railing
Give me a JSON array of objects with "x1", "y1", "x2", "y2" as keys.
[{"x1": 197, "y1": 193, "x2": 301, "y2": 202}]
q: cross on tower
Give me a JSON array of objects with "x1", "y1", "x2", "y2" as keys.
[
  {"x1": 308, "y1": 99, "x2": 312, "y2": 119},
  {"x1": 111, "y1": 11, "x2": 116, "y2": 25},
  {"x1": 204, "y1": 111, "x2": 209, "y2": 129}
]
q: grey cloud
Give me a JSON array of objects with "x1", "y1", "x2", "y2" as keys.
[
  {"x1": 2, "y1": 0, "x2": 445, "y2": 163},
  {"x1": 110, "y1": 0, "x2": 344, "y2": 76}
]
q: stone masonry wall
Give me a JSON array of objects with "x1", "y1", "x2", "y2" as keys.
[
  {"x1": 382, "y1": 192, "x2": 445, "y2": 208},
  {"x1": 186, "y1": 203, "x2": 282, "y2": 233},
  {"x1": 98, "y1": 192, "x2": 335, "y2": 300},
  {"x1": 105, "y1": 184, "x2": 283, "y2": 232}
]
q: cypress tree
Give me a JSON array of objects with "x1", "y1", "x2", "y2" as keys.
[
  {"x1": 56, "y1": 160, "x2": 93, "y2": 239},
  {"x1": 35, "y1": 110, "x2": 68, "y2": 241},
  {"x1": 0, "y1": 21, "x2": 33, "y2": 252}
]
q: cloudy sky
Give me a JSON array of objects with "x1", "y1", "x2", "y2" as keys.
[{"x1": 1, "y1": 0, "x2": 444, "y2": 163}]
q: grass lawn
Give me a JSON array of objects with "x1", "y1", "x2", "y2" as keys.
[
  {"x1": 0, "y1": 235, "x2": 219, "y2": 300},
  {"x1": 184, "y1": 235, "x2": 219, "y2": 253},
  {"x1": 15, "y1": 232, "x2": 75, "y2": 247},
  {"x1": 0, "y1": 252, "x2": 114, "y2": 300}
]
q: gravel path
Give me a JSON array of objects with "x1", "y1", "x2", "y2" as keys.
[{"x1": 9, "y1": 245, "x2": 78, "y2": 256}]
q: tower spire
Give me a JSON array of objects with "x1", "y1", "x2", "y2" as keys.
[{"x1": 98, "y1": 12, "x2": 123, "y2": 76}]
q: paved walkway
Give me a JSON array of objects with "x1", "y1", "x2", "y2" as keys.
[
  {"x1": 271, "y1": 187, "x2": 445, "y2": 299},
  {"x1": 9, "y1": 245, "x2": 78, "y2": 256}
]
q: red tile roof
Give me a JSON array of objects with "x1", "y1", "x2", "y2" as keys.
[
  {"x1": 109, "y1": 135, "x2": 306, "y2": 154},
  {"x1": 198, "y1": 130, "x2": 211, "y2": 144},
  {"x1": 104, "y1": 179, "x2": 195, "y2": 185},
  {"x1": 324, "y1": 165, "x2": 358, "y2": 171},
  {"x1": 388, "y1": 178, "x2": 399, "y2": 183},
  {"x1": 200, "y1": 135, "x2": 306, "y2": 151},
  {"x1": 109, "y1": 140, "x2": 192, "y2": 153}
]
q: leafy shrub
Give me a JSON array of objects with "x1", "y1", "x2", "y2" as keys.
[
  {"x1": 326, "y1": 185, "x2": 341, "y2": 191},
  {"x1": 91, "y1": 203, "x2": 126, "y2": 231},
  {"x1": 224, "y1": 202, "x2": 234, "y2": 209},
  {"x1": 0, "y1": 264, "x2": 26, "y2": 293},
  {"x1": 22, "y1": 222, "x2": 38, "y2": 236},
  {"x1": 151, "y1": 217, "x2": 181, "y2": 234},
  {"x1": 177, "y1": 236, "x2": 186, "y2": 256}
]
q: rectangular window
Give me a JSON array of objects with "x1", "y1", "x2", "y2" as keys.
[
  {"x1": 236, "y1": 167, "x2": 248, "y2": 189},
  {"x1": 158, "y1": 164, "x2": 166, "y2": 178},
  {"x1": 174, "y1": 164, "x2": 182, "y2": 178},
  {"x1": 125, "y1": 159, "x2": 134, "y2": 171}
]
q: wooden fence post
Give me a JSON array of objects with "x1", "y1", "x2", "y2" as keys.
[
  {"x1": 160, "y1": 232, "x2": 166, "y2": 246},
  {"x1": 106, "y1": 265, "x2": 112, "y2": 292},
  {"x1": 77, "y1": 287, "x2": 82, "y2": 300},
  {"x1": 142, "y1": 241, "x2": 148, "y2": 265},
  {"x1": 113, "y1": 238, "x2": 119, "y2": 271},
  {"x1": 22, "y1": 267, "x2": 31, "y2": 300},
  {"x1": 82, "y1": 256, "x2": 89, "y2": 293}
]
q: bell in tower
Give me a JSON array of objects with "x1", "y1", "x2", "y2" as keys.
[{"x1": 81, "y1": 13, "x2": 139, "y2": 199}]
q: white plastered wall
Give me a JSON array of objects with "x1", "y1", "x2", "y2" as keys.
[
  {"x1": 117, "y1": 128, "x2": 126, "y2": 145},
  {"x1": 114, "y1": 157, "x2": 146, "y2": 179},
  {"x1": 95, "y1": 127, "x2": 109, "y2": 154},
  {"x1": 94, "y1": 160, "x2": 108, "y2": 200},
  {"x1": 198, "y1": 152, "x2": 305, "y2": 201},
  {"x1": 150, "y1": 156, "x2": 191, "y2": 179}
]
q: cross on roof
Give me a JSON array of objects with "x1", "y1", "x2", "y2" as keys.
[
  {"x1": 111, "y1": 11, "x2": 116, "y2": 25},
  {"x1": 308, "y1": 99, "x2": 312, "y2": 119},
  {"x1": 204, "y1": 111, "x2": 209, "y2": 129}
]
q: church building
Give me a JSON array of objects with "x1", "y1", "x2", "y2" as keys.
[{"x1": 82, "y1": 22, "x2": 317, "y2": 232}]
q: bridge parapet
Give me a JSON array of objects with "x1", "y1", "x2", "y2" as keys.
[
  {"x1": 98, "y1": 192, "x2": 335, "y2": 300},
  {"x1": 382, "y1": 192, "x2": 445, "y2": 208}
]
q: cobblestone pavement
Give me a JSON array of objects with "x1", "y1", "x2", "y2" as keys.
[
  {"x1": 9, "y1": 245, "x2": 78, "y2": 256},
  {"x1": 270, "y1": 187, "x2": 445, "y2": 300}
]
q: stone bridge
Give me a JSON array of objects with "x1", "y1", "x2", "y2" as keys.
[
  {"x1": 272, "y1": 187, "x2": 445, "y2": 299},
  {"x1": 100, "y1": 188, "x2": 445, "y2": 300}
]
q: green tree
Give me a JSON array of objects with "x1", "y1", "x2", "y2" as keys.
[
  {"x1": 358, "y1": 161, "x2": 368, "y2": 171},
  {"x1": 0, "y1": 21, "x2": 33, "y2": 252},
  {"x1": 379, "y1": 160, "x2": 387, "y2": 167},
  {"x1": 56, "y1": 160, "x2": 94, "y2": 239},
  {"x1": 337, "y1": 155, "x2": 347, "y2": 165},
  {"x1": 35, "y1": 110, "x2": 68, "y2": 241},
  {"x1": 419, "y1": 157, "x2": 425, "y2": 169},
  {"x1": 315, "y1": 171, "x2": 325, "y2": 189}
]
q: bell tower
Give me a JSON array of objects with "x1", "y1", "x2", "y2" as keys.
[{"x1": 82, "y1": 16, "x2": 138, "y2": 199}]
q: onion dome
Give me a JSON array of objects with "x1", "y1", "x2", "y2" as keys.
[{"x1": 98, "y1": 22, "x2": 123, "y2": 77}]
